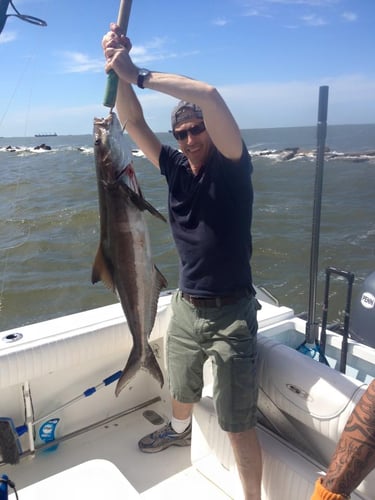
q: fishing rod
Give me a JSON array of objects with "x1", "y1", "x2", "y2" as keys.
[
  {"x1": 0, "y1": 0, "x2": 47, "y2": 35},
  {"x1": 305, "y1": 85, "x2": 329, "y2": 344}
]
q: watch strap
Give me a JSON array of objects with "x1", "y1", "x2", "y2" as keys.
[{"x1": 137, "y1": 69, "x2": 149, "y2": 89}]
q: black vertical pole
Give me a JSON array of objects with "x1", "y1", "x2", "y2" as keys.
[{"x1": 305, "y1": 85, "x2": 329, "y2": 343}]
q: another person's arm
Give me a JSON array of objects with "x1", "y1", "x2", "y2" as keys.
[{"x1": 311, "y1": 380, "x2": 375, "y2": 499}]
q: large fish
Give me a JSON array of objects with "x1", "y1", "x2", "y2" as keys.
[{"x1": 92, "y1": 112, "x2": 167, "y2": 396}]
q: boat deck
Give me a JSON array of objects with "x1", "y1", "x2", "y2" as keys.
[{"x1": 6, "y1": 398, "x2": 230, "y2": 499}]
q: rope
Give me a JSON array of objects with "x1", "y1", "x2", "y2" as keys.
[{"x1": 0, "y1": 0, "x2": 47, "y2": 311}]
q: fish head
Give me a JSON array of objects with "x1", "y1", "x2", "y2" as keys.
[{"x1": 93, "y1": 112, "x2": 133, "y2": 184}]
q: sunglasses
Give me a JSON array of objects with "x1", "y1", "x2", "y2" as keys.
[{"x1": 173, "y1": 122, "x2": 206, "y2": 141}]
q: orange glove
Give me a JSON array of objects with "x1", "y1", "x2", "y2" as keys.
[{"x1": 311, "y1": 478, "x2": 350, "y2": 500}]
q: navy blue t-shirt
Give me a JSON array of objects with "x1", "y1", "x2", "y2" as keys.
[{"x1": 159, "y1": 143, "x2": 254, "y2": 297}]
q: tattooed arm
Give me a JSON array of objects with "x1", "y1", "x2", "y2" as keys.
[
  {"x1": 324, "y1": 380, "x2": 375, "y2": 495},
  {"x1": 311, "y1": 380, "x2": 375, "y2": 499}
]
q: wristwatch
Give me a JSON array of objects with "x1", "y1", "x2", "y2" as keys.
[{"x1": 137, "y1": 68, "x2": 150, "y2": 89}]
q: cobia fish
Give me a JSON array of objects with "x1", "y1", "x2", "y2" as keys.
[{"x1": 92, "y1": 112, "x2": 167, "y2": 396}]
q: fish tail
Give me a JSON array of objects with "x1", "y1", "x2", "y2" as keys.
[
  {"x1": 144, "y1": 343, "x2": 164, "y2": 389},
  {"x1": 115, "y1": 344, "x2": 164, "y2": 397}
]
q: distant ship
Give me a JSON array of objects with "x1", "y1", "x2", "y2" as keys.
[{"x1": 34, "y1": 133, "x2": 57, "y2": 137}]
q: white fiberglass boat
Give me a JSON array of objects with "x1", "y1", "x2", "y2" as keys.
[{"x1": 1, "y1": 276, "x2": 375, "y2": 500}]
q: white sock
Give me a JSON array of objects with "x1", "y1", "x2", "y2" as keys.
[{"x1": 171, "y1": 416, "x2": 191, "y2": 433}]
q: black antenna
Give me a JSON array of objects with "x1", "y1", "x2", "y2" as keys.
[{"x1": 305, "y1": 85, "x2": 329, "y2": 343}]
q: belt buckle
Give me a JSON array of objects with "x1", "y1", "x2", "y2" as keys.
[
  {"x1": 182, "y1": 292, "x2": 196, "y2": 305},
  {"x1": 215, "y1": 297, "x2": 222, "y2": 307}
]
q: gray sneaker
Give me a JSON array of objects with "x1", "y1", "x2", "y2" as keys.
[{"x1": 138, "y1": 422, "x2": 192, "y2": 453}]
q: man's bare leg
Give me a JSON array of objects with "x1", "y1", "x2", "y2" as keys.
[
  {"x1": 172, "y1": 398, "x2": 263, "y2": 499},
  {"x1": 228, "y1": 427, "x2": 262, "y2": 500},
  {"x1": 172, "y1": 398, "x2": 194, "y2": 420}
]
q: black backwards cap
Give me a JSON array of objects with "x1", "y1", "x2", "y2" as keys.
[{"x1": 171, "y1": 101, "x2": 203, "y2": 130}]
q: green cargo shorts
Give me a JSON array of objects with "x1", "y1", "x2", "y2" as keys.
[{"x1": 166, "y1": 290, "x2": 260, "y2": 433}]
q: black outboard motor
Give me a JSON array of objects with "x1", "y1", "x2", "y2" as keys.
[{"x1": 349, "y1": 271, "x2": 375, "y2": 349}]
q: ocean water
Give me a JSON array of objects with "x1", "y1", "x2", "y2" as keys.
[{"x1": 1, "y1": 124, "x2": 374, "y2": 332}]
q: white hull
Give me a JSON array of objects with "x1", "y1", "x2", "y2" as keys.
[{"x1": 1, "y1": 292, "x2": 374, "y2": 499}]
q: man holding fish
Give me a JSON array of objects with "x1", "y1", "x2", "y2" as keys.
[{"x1": 102, "y1": 23, "x2": 262, "y2": 500}]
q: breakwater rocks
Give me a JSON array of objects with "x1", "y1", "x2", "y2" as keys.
[
  {"x1": 2, "y1": 143, "x2": 52, "y2": 153},
  {"x1": 1, "y1": 143, "x2": 374, "y2": 164},
  {"x1": 249, "y1": 147, "x2": 375, "y2": 163}
]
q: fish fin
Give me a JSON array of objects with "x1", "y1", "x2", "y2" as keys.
[
  {"x1": 140, "y1": 197, "x2": 167, "y2": 223},
  {"x1": 144, "y1": 344, "x2": 164, "y2": 388},
  {"x1": 119, "y1": 183, "x2": 167, "y2": 223},
  {"x1": 115, "y1": 344, "x2": 164, "y2": 397},
  {"x1": 91, "y1": 246, "x2": 115, "y2": 292},
  {"x1": 145, "y1": 266, "x2": 168, "y2": 339},
  {"x1": 155, "y1": 265, "x2": 168, "y2": 290}
]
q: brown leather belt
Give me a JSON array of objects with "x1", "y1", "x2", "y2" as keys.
[{"x1": 181, "y1": 290, "x2": 249, "y2": 308}]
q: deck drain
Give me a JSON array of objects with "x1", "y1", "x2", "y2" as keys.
[{"x1": 143, "y1": 410, "x2": 165, "y2": 425}]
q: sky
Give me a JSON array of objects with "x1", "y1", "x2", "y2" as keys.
[{"x1": 0, "y1": 0, "x2": 374, "y2": 137}]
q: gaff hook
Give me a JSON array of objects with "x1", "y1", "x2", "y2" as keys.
[{"x1": 0, "y1": 0, "x2": 47, "y2": 35}]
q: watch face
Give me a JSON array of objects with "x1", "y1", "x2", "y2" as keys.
[
  {"x1": 137, "y1": 69, "x2": 150, "y2": 89},
  {"x1": 137, "y1": 69, "x2": 149, "y2": 89}
]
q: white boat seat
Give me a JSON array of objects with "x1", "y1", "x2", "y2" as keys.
[
  {"x1": 257, "y1": 336, "x2": 375, "y2": 497},
  {"x1": 257, "y1": 336, "x2": 367, "y2": 464}
]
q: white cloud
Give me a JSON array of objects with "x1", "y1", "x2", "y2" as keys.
[
  {"x1": 242, "y1": 7, "x2": 272, "y2": 18},
  {"x1": 60, "y1": 37, "x2": 183, "y2": 74},
  {"x1": 244, "y1": 9, "x2": 260, "y2": 16},
  {"x1": 341, "y1": 11, "x2": 357, "y2": 22},
  {"x1": 60, "y1": 39, "x2": 183, "y2": 74},
  {"x1": 301, "y1": 14, "x2": 327, "y2": 26},
  {"x1": 241, "y1": 0, "x2": 335, "y2": 24},
  {"x1": 130, "y1": 38, "x2": 179, "y2": 64},
  {"x1": 0, "y1": 31, "x2": 17, "y2": 44},
  {"x1": 212, "y1": 17, "x2": 230, "y2": 27},
  {"x1": 60, "y1": 51, "x2": 103, "y2": 74}
]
